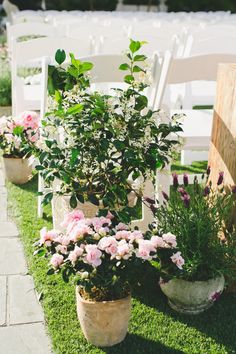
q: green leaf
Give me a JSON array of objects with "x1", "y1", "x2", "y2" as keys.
[
  {"x1": 77, "y1": 194, "x2": 85, "y2": 204},
  {"x1": 13, "y1": 126, "x2": 24, "y2": 136},
  {"x1": 79, "y1": 62, "x2": 93, "y2": 73},
  {"x1": 133, "y1": 65, "x2": 143, "y2": 73},
  {"x1": 124, "y1": 75, "x2": 134, "y2": 84},
  {"x1": 70, "y1": 194, "x2": 77, "y2": 209},
  {"x1": 67, "y1": 65, "x2": 78, "y2": 78},
  {"x1": 129, "y1": 40, "x2": 141, "y2": 53},
  {"x1": 43, "y1": 192, "x2": 53, "y2": 205},
  {"x1": 134, "y1": 54, "x2": 147, "y2": 62},
  {"x1": 67, "y1": 104, "x2": 83, "y2": 115},
  {"x1": 135, "y1": 95, "x2": 148, "y2": 111},
  {"x1": 54, "y1": 90, "x2": 62, "y2": 104},
  {"x1": 34, "y1": 249, "x2": 46, "y2": 257},
  {"x1": 55, "y1": 49, "x2": 66, "y2": 65},
  {"x1": 119, "y1": 63, "x2": 130, "y2": 71},
  {"x1": 69, "y1": 53, "x2": 81, "y2": 69},
  {"x1": 88, "y1": 194, "x2": 100, "y2": 206}
]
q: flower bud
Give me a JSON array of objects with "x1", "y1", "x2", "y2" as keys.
[
  {"x1": 181, "y1": 193, "x2": 190, "y2": 208},
  {"x1": 172, "y1": 173, "x2": 179, "y2": 189},
  {"x1": 203, "y1": 186, "x2": 210, "y2": 196},
  {"x1": 183, "y1": 173, "x2": 188, "y2": 186},
  {"x1": 162, "y1": 191, "x2": 169, "y2": 201},
  {"x1": 206, "y1": 166, "x2": 211, "y2": 176},
  {"x1": 217, "y1": 172, "x2": 224, "y2": 186}
]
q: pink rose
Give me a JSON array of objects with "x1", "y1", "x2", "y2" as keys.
[
  {"x1": 98, "y1": 236, "x2": 118, "y2": 255},
  {"x1": 106, "y1": 211, "x2": 114, "y2": 219},
  {"x1": 40, "y1": 227, "x2": 58, "y2": 246},
  {"x1": 85, "y1": 245, "x2": 102, "y2": 267},
  {"x1": 162, "y1": 232, "x2": 177, "y2": 248},
  {"x1": 69, "y1": 222, "x2": 92, "y2": 242},
  {"x1": 170, "y1": 251, "x2": 185, "y2": 269},
  {"x1": 50, "y1": 253, "x2": 64, "y2": 269},
  {"x1": 151, "y1": 236, "x2": 166, "y2": 248},
  {"x1": 61, "y1": 210, "x2": 85, "y2": 229},
  {"x1": 116, "y1": 222, "x2": 129, "y2": 231},
  {"x1": 18, "y1": 111, "x2": 39, "y2": 130},
  {"x1": 115, "y1": 230, "x2": 131, "y2": 240},
  {"x1": 68, "y1": 246, "x2": 84, "y2": 265},
  {"x1": 55, "y1": 245, "x2": 68, "y2": 255},
  {"x1": 136, "y1": 240, "x2": 156, "y2": 260},
  {"x1": 129, "y1": 230, "x2": 143, "y2": 243},
  {"x1": 90, "y1": 217, "x2": 111, "y2": 232},
  {"x1": 115, "y1": 240, "x2": 133, "y2": 260}
]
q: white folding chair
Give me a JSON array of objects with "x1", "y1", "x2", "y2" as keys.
[
  {"x1": 11, "y1": 36, "x2": 94, "y2": 116},
  {"x1": 154, "y1": 51, "x2": 236, "y2": 165}
]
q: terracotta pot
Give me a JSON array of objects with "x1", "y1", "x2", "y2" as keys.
[
  {"x1": 52, "y1": 194, "x2": 99, "y2": 231},
  {"x1": 3, "y1": 157, "x2": 33, "y2": 184},
  {"x1": 76, "y1": 288, "x2": 131, "y2": 347},
  {"x1": 160, "y1": 274, "x2": 225, "y2": 315}
]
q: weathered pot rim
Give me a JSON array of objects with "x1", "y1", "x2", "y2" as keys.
[
  {"x1": 76, "y1": 287, "x2": 131, "y2": 305},
  {"x1": 2, "y1": 155, "x2": 29, "y2": 160},
  {"x1": 160, "y1": 273, "x2": 224, "y2": 286}
]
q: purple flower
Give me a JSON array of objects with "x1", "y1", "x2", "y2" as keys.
[
  {"x1": 178, "y1": 187, "x2": 187, "y2": 196},
  {"x1": 232, "y1": 185, "x2": 236, "y2": 194},
  {"x1": 183, "y1": 173, "x2": 189, "y2": 186},
  {"x1": 181, "y1": 193, "x2": 190, "y2": 208},
  {"x1": 217, "y1": 172, "x2": 224, "y2": 186},
  {"x1": 162, "y1": 191, "x2": 169, "y2": 201},
  {"x1": 150, "y1": 204, "x2": 158, "y2": 214},
  {"x1": 206, "y1": 166, "x2": 211, "y2": 176},
  {"x1": 210, "y1": 291, "x2": 221, "y2": 302},
  {"x1": 172, "y1": 173, "x2": 179, "y2": 189},
  {"x1": 144, "y1": 197, "x2": 155, "y2": 205},
  {"x1": 203, "y1": 186, "x2": 210, "y2": 196}
]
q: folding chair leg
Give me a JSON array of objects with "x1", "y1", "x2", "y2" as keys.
[{"x1": 37, "y1": 173, "x2": 44, "y2": 218}]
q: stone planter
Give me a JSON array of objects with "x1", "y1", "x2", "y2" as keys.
[
  {"x1": 76, "y1": 288, "x2": 131, "y2": 347},
  {"x1": 52, "y1": 194, "x2": 99, "y2": 231},
  {"x1": 0, "y1": 106, "x2": 12, "y2": 117},
  {"x1": 3, "y1": 157, "x2": 33, "y2": 184},
  {"x1": 160, "y1": 274, "x2": 225, "y2": 315}
]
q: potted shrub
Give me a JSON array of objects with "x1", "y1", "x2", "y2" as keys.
[
  {"x1": 34, "y1": 40, "x2": 182, "y2": 227},
  {"x1": 0, "y1": 111, "x2": 39, "y2": 184},
  {"x1": 148, "y1": 169, "x2": 236, "y2": 314},
  {"x1": 35, "y1": 209, "x2": 159, "y2": 346}
]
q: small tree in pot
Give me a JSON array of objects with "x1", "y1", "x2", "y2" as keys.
[{"x1": 35, "y1": 40, "x2": 182, "y2": 226}]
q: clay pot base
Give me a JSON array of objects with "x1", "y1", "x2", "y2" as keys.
[{"x1": 168, "y1": 299, "x2": 214, "y2": 315}]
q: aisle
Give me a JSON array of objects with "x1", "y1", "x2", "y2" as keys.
[{"x1": 0, "y1": 167, "x2": 52, "y2": 354}]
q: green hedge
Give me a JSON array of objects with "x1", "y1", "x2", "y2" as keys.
[
  {"x1": 11, "y1": 0, "x2": 118, "y2": 11},
  {"x1": 123, "y1": 0, "x2": 159, "y2": 5},
  {"x1": 166, "y1": 0, "x2": 236, "y2": 13}
]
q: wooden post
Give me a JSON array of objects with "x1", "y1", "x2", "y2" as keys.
[
  {"x1": 208, "y1": 63, "x2": 236, "y2": 187},
  {"x1": 209, "y1": 64, "x2": 236, "y2": 292}
]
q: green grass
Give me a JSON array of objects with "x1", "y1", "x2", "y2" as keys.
[{"x1": 7, "y1": 175, "x2": 236, "y2": 354}]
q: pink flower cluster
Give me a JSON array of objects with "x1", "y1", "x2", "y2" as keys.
[
  {"x1": 0, "y1": 111, "x2": 40, "y2": 150},
  {"x1": 38, "y1": 211, "x2": 184, "y2": 273}
]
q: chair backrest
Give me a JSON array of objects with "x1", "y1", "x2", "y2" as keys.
[
  {"x1": 2, "y1": 0, "x2": 19, "y2": 23},
  {"x1": 7, "y1": 22, "x2": 57, "y2": 54},
  {"x1": 154, "y1": 52, "x2": 236, "y2": 109},
  {"x1": 11, "y1": 37, "x2": 94, "y2": 115}
]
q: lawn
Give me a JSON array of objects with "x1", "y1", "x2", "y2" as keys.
[{"x1": 7, "y1": 174, "x2": 236, "y2": 354}]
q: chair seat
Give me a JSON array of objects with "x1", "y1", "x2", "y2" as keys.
[{"x1": 171, "y1": 109, "x2": 213, "y2": 149}]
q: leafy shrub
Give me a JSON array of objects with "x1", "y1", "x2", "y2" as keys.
[
  {"x1": 0, "y1": 74, "x2": 11, "y2": 106},
  {"x1": 166, "y1": 0, "x2": 236, "y2": 13}
]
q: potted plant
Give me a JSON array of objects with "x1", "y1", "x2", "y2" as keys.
[
  {"x1": 149, "y1": 169, "x2": 236, "y2": 314},
  {"x1": 34, "y1": 40, "x2": 182, "y2": 227},
  {"x1": 0, "y1": 111, "x2": 39, "y2": 184},
  {"x1": 35, "y1": 209, "x2": 159, "y2": 347}
]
